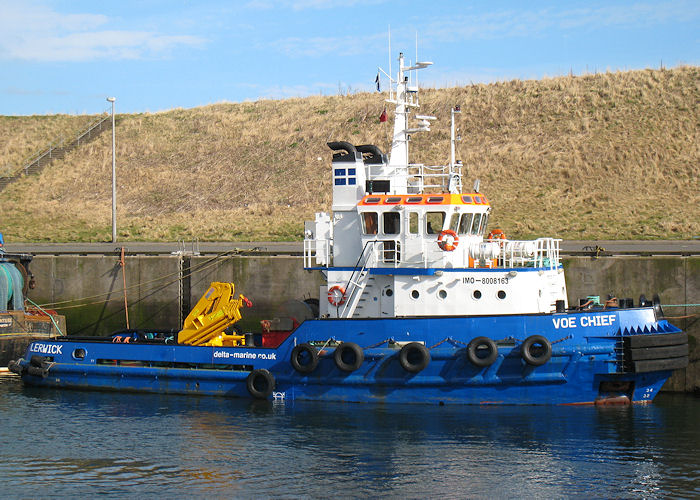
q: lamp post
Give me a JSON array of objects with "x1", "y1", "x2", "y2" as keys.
[{"x1": 107, "y1": 97, "x2": 116, "y2": 242}]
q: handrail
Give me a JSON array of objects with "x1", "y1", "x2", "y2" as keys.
[
  {"x1": 305, "y1": 235, "x2": 561, "y2": 271},
  {"x1": 2, "y1": 109, "x2": 111, "y2": 183},
  {"x1": 339, "y1": 240, "x2": 380, "y2": 317}
]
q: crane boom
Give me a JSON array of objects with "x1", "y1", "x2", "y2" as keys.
[{"x1": 177, "y1": 282, "x2": 251, "y2": 347}]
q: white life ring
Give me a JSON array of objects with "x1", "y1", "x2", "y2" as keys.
[
  {"x1": 327, "y1": 285, "x2": 346, "y2": 306},
  {"x1": 437, "y1": 229, "x2": 459, "y2": 251}
]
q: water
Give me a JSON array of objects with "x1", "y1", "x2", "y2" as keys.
[{"x1": 1, "y1": 375, "x2": 698, "y2": 499}]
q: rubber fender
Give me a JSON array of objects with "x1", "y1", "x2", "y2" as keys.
[
  {"x1": 333, "y1": 342, "x2": 364, "y2": 372},
  {"x1": 8, "y1": 359, "x2": 25, "y2": 375},
  {"x1": 30, "y1": 355, "x2": 47, "y2": 367},
  {"x1": 631, "y1": 357, "x2": 688, "y2": 373},
  {"x1": 290, "y1": 343, "x2": 319, "y2": 374},
  {"x1": 627, "y1": 344, "x2": 688, "y2": 361},
  {"x1": 26, "y1": 365, "x2": 48, "y2": 378},
  {"x1": 246, "y1": 369, "x2": 275, "y2": 399},
  {"x1": 521, "y1": 335, "x2": 552, "y2": 366},
  {"x1": 466, "y1": 336, "x2": 498, "y2": 367},
  {"x1": 399, "y1": 342, "x2": 430, "y2": 373},
  {"x1": 623, "y1": 332, "x2": 687, "y2": 349}
]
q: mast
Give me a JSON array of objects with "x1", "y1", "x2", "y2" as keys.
[
  {"x1": 384, "y1": 53, "x2": 433, "y2": 195},
  {"x1": 387, "y1": 52, "x2": 411, "y2": 169}
]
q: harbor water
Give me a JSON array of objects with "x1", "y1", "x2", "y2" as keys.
[{"x1": 1, "y1": 374, "x2": 698, "y2": 498}]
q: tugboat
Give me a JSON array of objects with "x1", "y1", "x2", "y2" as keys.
[
  {"x1": 0, "y1": 232, "x2": 66, "y2": 370},
  {"x1": 10, "y1": 53, "x2": 688, "y2": 404}
]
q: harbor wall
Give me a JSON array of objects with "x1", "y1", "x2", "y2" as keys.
[{"x1": 26, "y1": 254, "x2": 698, "y2": 392}]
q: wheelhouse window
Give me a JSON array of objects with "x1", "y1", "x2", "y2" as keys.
[
  {"x1": 459, "y1": 213, "x2": 473, "y2": 235},
  {"x1": 362, "y1": 212, "x2": 378, "y2": 234},
  {"x1": 383, "y1": 212, "x2": 400, "y2": 234},
  {"x1": 470, "y1": 213, "x2": 482, "y2": 235},
  {"x1": 426, "y1": 212, "x2": 445, "y2": 234},
  {"x1": 449, "y1": 213, "x2": 460, "y2": 232},
  {"x1": 480, "y1": 214, "x2": 489, "y2": 235}
]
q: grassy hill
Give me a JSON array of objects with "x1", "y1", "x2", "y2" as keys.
[{"x1": 1, "y1": 66, "x2": 698, "y2": 242}]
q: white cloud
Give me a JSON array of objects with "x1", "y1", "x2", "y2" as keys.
[
  {"x1": 0, "y1": 1, "x2": 207, "y2": 62},
  {"x1": 423, "y1": 1, "x2": 700, "y2": 42},
  {"x1": 262, "y1": 1, "x2": 699, "y2": 60}
]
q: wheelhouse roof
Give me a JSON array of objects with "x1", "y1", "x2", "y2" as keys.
[{"x1": 357, "y1": 193, "x2": 490, "y2": 207}]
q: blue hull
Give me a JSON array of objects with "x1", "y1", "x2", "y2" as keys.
[{"x1": 12, "y1": 308, "x2": 687, "y2": 405}]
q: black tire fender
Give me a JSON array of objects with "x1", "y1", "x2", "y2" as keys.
[
  {"x1": 399, "y1": 342, "x2": 430, "y2": 373},
  {"x1": 334, "y1": 342, "x2": 364, "y2": 372},
  {"x1": 30, "y1": 355, "x2": 47, "y2": 367},
  {"x1": 8, "y1": 359, "x2": 25, "y2": 376},
  {"x1": 27, "y1": 365, "x2": 49, "y2": 378},
  {"x1": 466, "y1": 336, "x2": 499, "y2": 367},
  {"x1": 521, "y1": 335, "x2": 552, "y2": 366},
  {"x1": 290, "y1": 343, "x2": 319, "y2": 374},
  {"x1": 246, "y1": 369, "x2": 275, "y2": 399}
]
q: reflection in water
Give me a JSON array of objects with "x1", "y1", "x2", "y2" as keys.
[{"x1": 1, "y1": 376, "x2": 698, "y2": 498}]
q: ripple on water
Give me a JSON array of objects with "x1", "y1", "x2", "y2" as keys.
[{"x1": 1, "y1": 376, "x2": 699, "y2": 498}]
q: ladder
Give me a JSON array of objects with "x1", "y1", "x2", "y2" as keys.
[{"x1": 339, "y1": 241, "x2": 379, "y2": 318}]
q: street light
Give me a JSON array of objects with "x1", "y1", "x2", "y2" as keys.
[{"x1": 107, "y1": 97, "x2": 116, "y2": 243}]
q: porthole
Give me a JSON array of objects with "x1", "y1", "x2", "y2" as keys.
[
  {"x1": 438, "y1": 289, "x2": 447, "y2": 299},
  {"x1": 385, "y1": 288, "x2": 393, "y2": 297},
  {"x1": 411, "y1": 290, "x2": 420, "y2": 299},
  {"x1": 72, "y1": 348, "x2": 86, "y2": 360},
  {"x1": 497, "y1": 290, "x2": 506, "y2": 300},
  {"x1": 473, "y1": 290, "x2": 482, "y2": 300}
]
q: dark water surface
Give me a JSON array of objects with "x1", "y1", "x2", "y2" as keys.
[{"x1": 1, "y1": 374, "x2": 698, "y2": 499}]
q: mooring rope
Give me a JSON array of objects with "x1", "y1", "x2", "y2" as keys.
[
  {"x1": 363, "y1": 338, "x2": 391, "y2": 349},
  {"x1": 35, "y1": 249, "x2": 241, "y2": 310}
]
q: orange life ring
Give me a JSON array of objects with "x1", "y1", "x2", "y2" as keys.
[
  {"x1": 327, "y1": 285, "x2": 346, "y2": 306},
  {"x1": 487, "y1": 229, "x2": 506, "y2": 241},
  {"x1": 437, "y1": 229, "x2": 459, "y2": 251}
]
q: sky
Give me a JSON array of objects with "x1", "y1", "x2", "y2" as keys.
[{"x1": 1, "y1": 0, "x2": 698, "y2": 116}]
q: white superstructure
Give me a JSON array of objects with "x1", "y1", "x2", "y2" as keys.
[{"x1": 304, "y1": 52, "x2": 567, "y2": 319}]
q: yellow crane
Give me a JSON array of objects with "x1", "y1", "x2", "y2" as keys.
[{"x1": 177, "y1": 282, "x2": 252, "y2": 347}]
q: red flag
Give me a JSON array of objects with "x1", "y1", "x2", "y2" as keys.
[{"x1": 379, "y1": 106, "x2": 387, "y2": 123}]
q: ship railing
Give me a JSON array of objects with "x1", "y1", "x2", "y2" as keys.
[
  {"x1": 366, "y1": 163, "x2": 410, "y2": 186},
  {"x1": 365, "y1": 162, "x2": 461, "y2": 194},
  {"x1": 304, "y1": 236, "x2": 561, "y2": 271},
  {"x1": 396, "y1": 237, "x2": 562, "y2": 270},
  {"x1": 480, "y1": 237, "x2": 562, "y2": 270},
  {"x1": 407, "y1": 163, "x2": 462, "y2": 193}
]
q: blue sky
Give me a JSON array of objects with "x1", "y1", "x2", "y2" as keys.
[{"x1": 1, "y1": 0, "x2": 698, "y2": 116}]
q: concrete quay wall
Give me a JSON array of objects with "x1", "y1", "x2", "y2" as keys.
[{"x1": 27, "y1": 254, "x2": 698, "y2": 392}]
